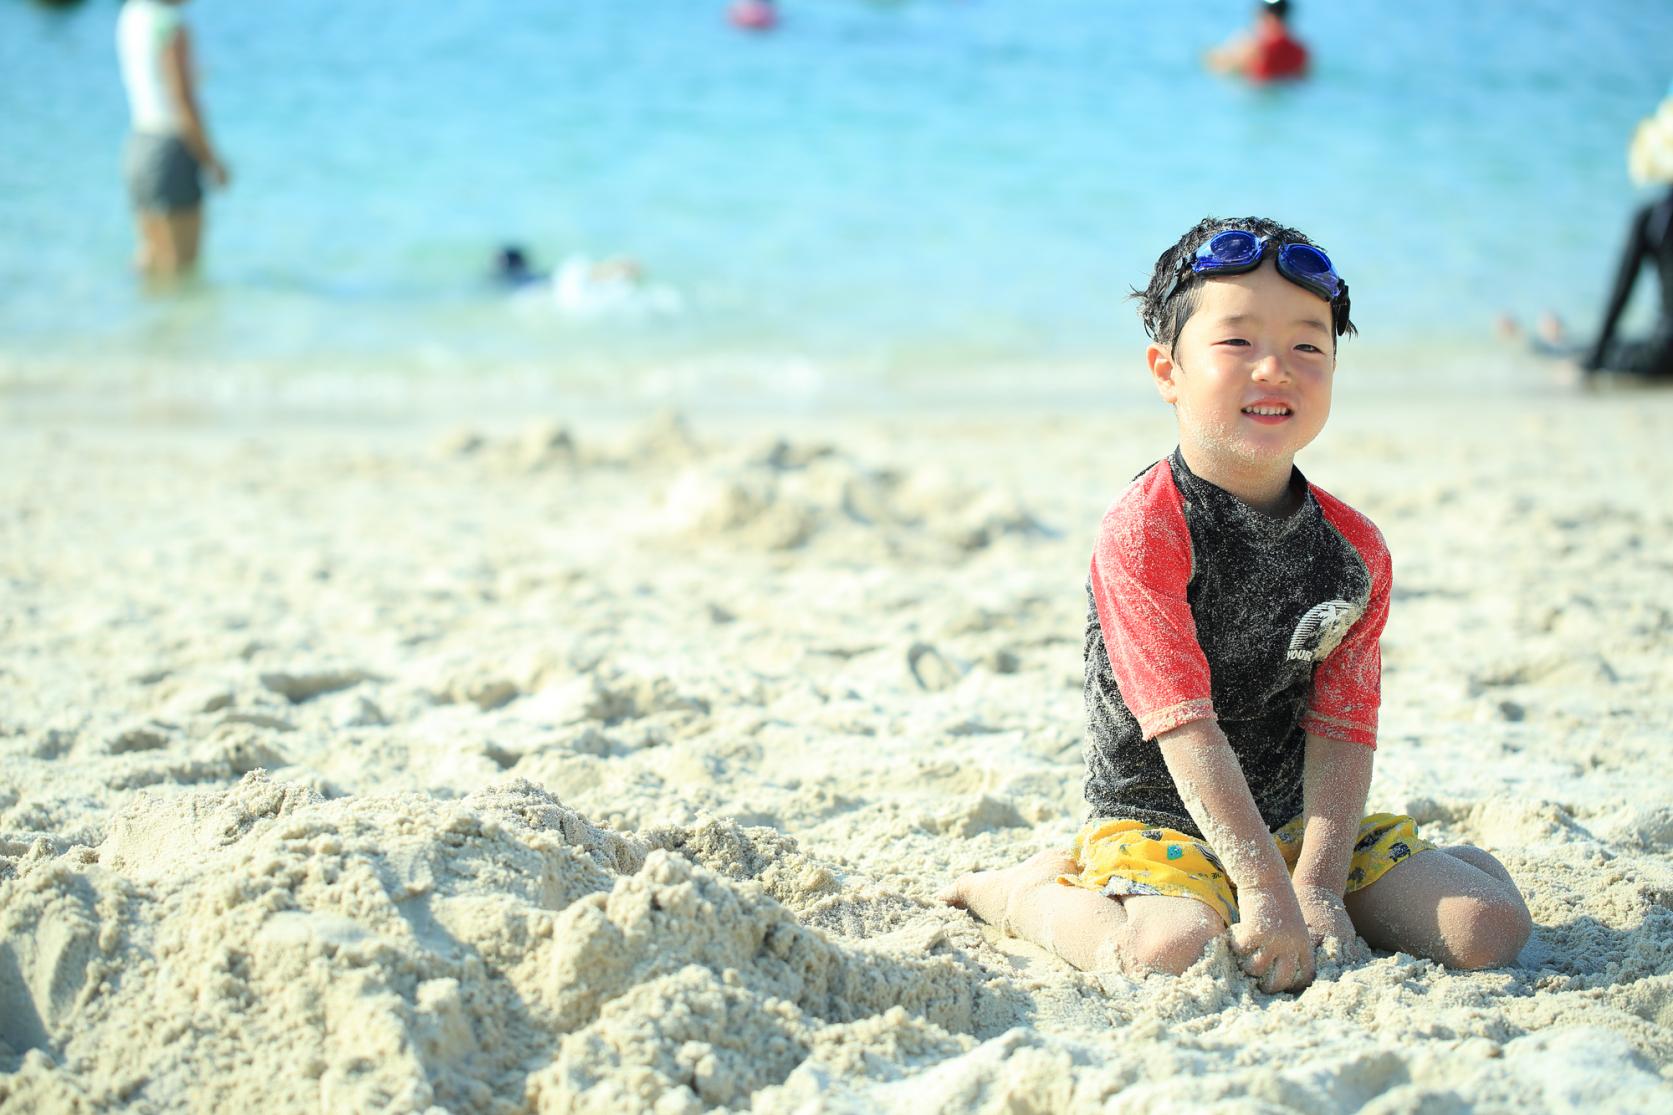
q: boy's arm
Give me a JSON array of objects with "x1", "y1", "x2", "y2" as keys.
[
  {"x1": 1290, "y1": 731, "x2": 1375, "y2": 949},
  {"x1": 1300, "y1": 495, "x2": 1388, "y2": 951},
  {"x1": 1157, "y1": 719, "x2": 1314, "y2": 993}
]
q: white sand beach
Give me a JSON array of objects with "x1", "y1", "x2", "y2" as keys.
[{"x1": 2, "y1": 388, "x2": 1672, "y2": 1113}]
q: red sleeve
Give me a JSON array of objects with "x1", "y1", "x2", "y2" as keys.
[
  {"x1": 1303, "y1": 488, "x2": 1391, "y2": 747},
  {"x1": 1089, "y1": 465, "x2": 1216, "y2": 739}
]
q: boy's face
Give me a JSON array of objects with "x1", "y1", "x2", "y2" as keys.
[{"x1": 1147, "y1": 257, "x2": 1335, "y2": 473}]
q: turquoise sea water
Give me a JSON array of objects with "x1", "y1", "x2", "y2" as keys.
[{"x1": 2, "y1": 0, "x2": 1670, "y2": 413}]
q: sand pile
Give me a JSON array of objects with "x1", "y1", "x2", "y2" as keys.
[
  {"x1": 3, "y1": 397, "x2": 1671, "y2": 1111},
  {"x1": 2, "y1": 775, "x2": 1012, "y2": 1113}
]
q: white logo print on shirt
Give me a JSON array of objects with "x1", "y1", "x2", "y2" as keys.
[{"x1": 1286, "y1": 600, "x2": 1364, "y2": 663}]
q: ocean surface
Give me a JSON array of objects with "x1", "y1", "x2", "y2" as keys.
[{"x1": 2, "y1": 0, "x2": 1670, "y2": 414}]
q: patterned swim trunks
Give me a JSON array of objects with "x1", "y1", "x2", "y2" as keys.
[{"x1": 1058, "y1": 813, "x2": 1433, "y2": 926}]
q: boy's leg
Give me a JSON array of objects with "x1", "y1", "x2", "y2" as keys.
[
  {"x1": 940, "y1": 851, "x2": 1224, "y2": 974},
  {"x1": 1343, "y1": 845, "x2": 1531, "y2": 970},
  {"x1": 1438, "y1": 843, "x2": 1521, "y2": 888},
  {"x1": 1118, "y1": 895, "x2": 1227, "y2": 975}
]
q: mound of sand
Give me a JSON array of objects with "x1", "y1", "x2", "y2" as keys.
[{"x1": 2, "y1": 774, "x2": 1015, "y2": 1113}]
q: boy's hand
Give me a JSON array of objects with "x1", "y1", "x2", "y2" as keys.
[
  {"x1": 1294, "y1": 884, "x2": 1372, "y2": 965},
  {"x1": 1229, "y1": 884, "x2": 1315, "y2": 993},
  {"x1": 1293, "y1": 884, "x2": 1359, "y2": 951}
]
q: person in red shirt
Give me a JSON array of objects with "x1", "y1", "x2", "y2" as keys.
[
  {"x1": 940, "y1": 217, "x2": 1533, "y2": 994},
  {"x1": 1206, "y1": 0, "x2": 1311, "y2": 84}
]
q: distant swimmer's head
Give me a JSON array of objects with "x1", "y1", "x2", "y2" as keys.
[
  {"x1": 1133, "y1": 215, "x2": 1355, "y2": 355},
  {"x1": 1260, "y1": 0, "x2": 1292, "y2": 24},
  {"x1": 494, "y1": 245, "x2": 550, "y2": 288}
]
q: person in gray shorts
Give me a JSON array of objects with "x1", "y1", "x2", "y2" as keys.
[
  {"x1": 117, "y1": 0, "x2": 230, "y2": 279},
  {"x1": 125, "y1": 133, "x2": 205, "y2": 213}
]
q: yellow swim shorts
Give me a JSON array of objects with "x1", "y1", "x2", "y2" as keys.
[{"x1": 1059, "y1": 813, "x2": 1432, "y2": 926}]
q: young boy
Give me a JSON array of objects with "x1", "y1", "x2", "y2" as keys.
[{"x1": 940, "y1": 217, "x2": 1532, "y2": 993}]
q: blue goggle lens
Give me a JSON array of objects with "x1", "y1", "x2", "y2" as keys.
[
  {"x1": 1197, "y1": 230, "x2": 1263, "y2": 269},
  {"x1": 1276, "y1": 243, "x2": 1340, "y2": 299}
]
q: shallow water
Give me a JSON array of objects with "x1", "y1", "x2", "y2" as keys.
[{"x1": 1, "y1": 0, "x2": 1669, "y2": 412}]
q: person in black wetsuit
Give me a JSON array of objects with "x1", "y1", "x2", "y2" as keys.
[{"x1": 1580, "y1": 185, "x2": 1673, "y2": 380}]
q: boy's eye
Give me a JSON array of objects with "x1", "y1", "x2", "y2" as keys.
[
  {"x1": 1218, "y1": 338, "x2": 1251, "y2": 347},
  {"x1": 1295, "y1": 343, "x2": 1323, "y2": 354}
]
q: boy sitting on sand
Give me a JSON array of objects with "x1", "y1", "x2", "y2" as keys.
[{"x1": 940, "y1": 217, "x2": 1533, "y2": 993}]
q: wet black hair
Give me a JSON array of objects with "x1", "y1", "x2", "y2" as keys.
[
  {"x1": 1131, "y1": 215, "x2": 1355, "y2": 353},
  {"x1": 1263, "y1": 0, "x2": 1292, "y2": 22}
]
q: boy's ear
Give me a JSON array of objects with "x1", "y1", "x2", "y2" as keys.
[{"x1": 1146, "y1": 343, "x2": 1181, "y2": 404}]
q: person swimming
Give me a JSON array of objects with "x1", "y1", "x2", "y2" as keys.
[
  {"x1": 492, "y1": 244, "x2": 546, "y2": 289},
  {"x1": 491, "y1": 244, "x2": 679, "y2": 318},
  {"x1": 1205, "y1": 0, "x2": 1310, "y2": 84}
]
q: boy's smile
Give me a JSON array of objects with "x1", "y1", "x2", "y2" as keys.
[
  {"x1": 1146, "y1": 258, "x2": 1336, "y2": 512},
  {"x1": 1241, "y1": 398, "x2": 1295, "y2": 424}
]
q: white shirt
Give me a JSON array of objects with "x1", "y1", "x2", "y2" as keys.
[{"x1": 116, "y1": 0, "x2": 184, "y2": 135}]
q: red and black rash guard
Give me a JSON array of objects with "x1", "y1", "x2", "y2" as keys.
[{"x1": 1081, "y1": 449, "x2": 1391, "y2": 836}]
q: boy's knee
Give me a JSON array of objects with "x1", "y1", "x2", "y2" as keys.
[
  {"x1": 1126, "y1": 905, "x2": 1224, "y2": 975},
  {"x1": 1445, "y1": 895, "x2": 1532, "y2": 970},
  {"x1": 1024, "y1": 848, "x2": 1081, "y2": 877}
]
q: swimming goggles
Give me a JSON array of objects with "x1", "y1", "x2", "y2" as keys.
[
  {"x1": 1192, "y1": 229, "x2": 1343, "y2": 302},
  {"x1": 1160, "y1": 228, "x2": 1351, "y2": 336}
]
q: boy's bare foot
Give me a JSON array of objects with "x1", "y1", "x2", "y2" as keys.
[{"x1": 938, "y1": 848, "x2": 1078, "y2": 930}]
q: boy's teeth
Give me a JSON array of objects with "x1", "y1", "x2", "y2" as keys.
[{"x1": 1243, "y1": 406, "x2": 1290, "y2": 415}]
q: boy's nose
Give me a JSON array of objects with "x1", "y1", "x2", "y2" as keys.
[{"x1": 1251, "y1": 353, "x2": 1290, "y2": 381}]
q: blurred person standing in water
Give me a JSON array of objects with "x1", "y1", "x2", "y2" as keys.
[
  {"x1": 1206, "y1": 0, "x2": 1310, "y2": 85},
  {"x1": 117, "y1": 0, "x2": 230, "y2": 280}
]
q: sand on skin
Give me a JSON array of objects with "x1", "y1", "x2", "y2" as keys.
[{"x1": 2, "y1": 392, "x2": 1672, "y2": 1113}]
